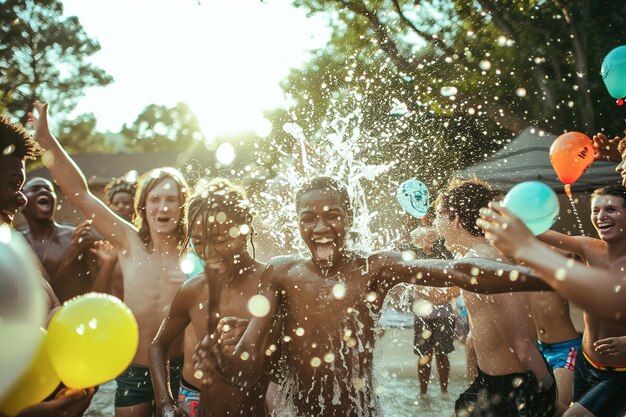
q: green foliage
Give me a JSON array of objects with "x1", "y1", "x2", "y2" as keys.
[
  {"x1": 122, "y1": 102, "x2": 206, "y2": 152},
  {"x1": 0, "y1": 0, "x2": 113, "y2": 122},
  {"x1": 274, "y1": 0, "x2": 626, "y2": 187},
  {"x1": 58, "y1": 113, "x2": 112, "y2": 154}
]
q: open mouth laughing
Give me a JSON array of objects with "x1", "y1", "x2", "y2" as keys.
[{"x1": 311, "y1": 236, "x2": 337, "y2": 263}]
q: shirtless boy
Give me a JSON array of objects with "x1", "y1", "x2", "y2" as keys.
[
  {"x1": 29, "y1": 101, "x2": 189, "y2": 417},
  {"x1": 433, "y1": 179, "x2": 556, "y2": 417},
  {"x1": 21, "y1": 177, "x2": 98, "y2": 302},
  {"x1": 150, "y1": 179, "x2": 272, "y2": 417},
  {"x1": 479, "y1": 186, "x2": 626, "y2": 417},
  {"x1": 199, "y1": 176, "x2": 553, "y2": 417},
  {"x1": 0, "y1": 113, "x2": 93, "y2": 415}
]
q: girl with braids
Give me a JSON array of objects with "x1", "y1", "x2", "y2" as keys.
[{"x1": 150, "y1": 178, "x2": 277, "y2": 417}]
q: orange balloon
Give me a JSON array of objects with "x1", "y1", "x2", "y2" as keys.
[{"x1": 549, "y1": 131, "x2": 593, "y2": 185}]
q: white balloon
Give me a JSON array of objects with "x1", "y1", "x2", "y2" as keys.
[{"x1": 0, "y1": 226, "x2": 47, "y2": 402}]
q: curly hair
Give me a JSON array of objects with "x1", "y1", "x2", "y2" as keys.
[
  {"x1": 134, "y1": 167, "x2": 189, "y2": 249},
  {"x1": 436, "y1": 178, "x2": 502, "y2": 236},
  {"x1": 182, "y1": 178, "x2": 254, "y2": 256},
  {"x1": 0, "y1": 114, "x2": 42, "y2": 161},
  {"x1": 104, "y1": 175, "x2": 137, "y2": 205}
]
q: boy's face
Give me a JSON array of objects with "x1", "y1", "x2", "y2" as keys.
[
  {"x1": 0, "y1": 156, "x2": 26, "y2": 226},
  {"x1": 191, "y1": 211, "x2": 248, "y2": 279},
  {"x1": 109, "y1": 191, "x2": 135, "y2": 222},
  {"x1": 145, "y1": 177, "x2": 182, "y2": 236},
  {"x1": 22, "y1": 178, "x2": 57, "y2": 221},
  {"x1": 591, "y1": 194, "x2": 626, "y2": 242},
  {"x1": 298, "y1": 188, "x2": 349, "y2": 268}
]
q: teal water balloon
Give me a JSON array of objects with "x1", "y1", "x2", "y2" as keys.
[
  {"x1": 502, "y1": 181, "x2": 559, "y2": 235},
  {"x1": 396, "y1": 179, "x2": 430, "y2": 219},
  {"x1": 601, "y1": 45, "x2": 626, "y2": 99}
]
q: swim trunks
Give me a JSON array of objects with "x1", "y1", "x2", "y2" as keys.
[
  {"x1": 115, "y1": 356, "x2": 183, "y2": 407},
  {"x1": 537, "y1": 336, "x2": 581, "y2": 371},
  {"x1": 414, "y1": 315, "x2": 456, "y2": 356},
  {"x1": 178, "y1": 377, "x2": 200, "y2": 417},
  {"x1": 572, "y1": 349, "x2": 626, "y2": 417},
  {"x1": 455, "y1": 366, "x2": 557, "y2": 417}
]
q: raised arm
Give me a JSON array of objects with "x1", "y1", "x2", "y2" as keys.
[
  {"x1": 28, "y1": 102, "x2": 134, "y2": 248},
  {"x1": 478, "y1": 202, "x2": 626, "y2": 324}
]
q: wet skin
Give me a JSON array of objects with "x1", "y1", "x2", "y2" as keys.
[
  {"x1": 151, "y1": 210, "x2": 271, "y2": 417},
  {"x1": 21, "y1": 178, "x2": 97, "y2": 302},
  {"x1": 226, "y1": 189, "x2": 551, "y2": 417},
  {"x1": 0, "y1": 156, "x2": 27, "y2": 225}
]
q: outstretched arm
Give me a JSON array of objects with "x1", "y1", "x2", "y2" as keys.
[
  {"x1": 478, "y1": 202, "x2": 626, "y2": 324},
  {"x1": 149, "y1": 285, "x2": 193, "y2": 417},
  {"x1": 28, "y1": 102, "x2": 134, "y2": 248},
  {"x1": 369, "y1": 251, "x2": 551, "y2": 295}
]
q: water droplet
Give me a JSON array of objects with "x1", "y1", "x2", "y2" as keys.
[
  {"x1": 180, "y1": 258, "x2": 195, "y2": 274},
  {"x1": 248, "y1": 294, "x2": 270, "y2": 317},
  {"x1": 240, "y1": 351, "x2": 249, "y2": 361},
  {"x1": 412, "y1": 300, "x2": 433, "y2": 317},
  {"x1": 515, "y1": 87, "x2": 527, "y2": 97},
  {"x1": 509, "y1": 270, "x2": 520, "y2": 281},
  {"x1": 41, "y1": 150, "x2": 55, "y2": 167},
  {"x1": 440, "y1": 86, "x2": 458, "y2": 97},
  {"x1": 216, "y1": 143, "x2": 236, "y2": 166},
  {"x1": 479, "y1": 60, "x2": 491, "y2": 71},
  {"x1": 323, "y1": 353, "x2": 335, "y2": 363},
  {"x1": 216, "y1": 212, "x2": 227, "y2": 223},
  {"x1": 332, "y1": 283, "x2": 346, "y2": 299},
  {"x1": 310, "y1": 357, "x2": 321, "y2": 367},
  {"x1": 295, "y1": 327, "x2": 305, "y2": 336},
  {"x1": 401, "y1": 250, "x2": 416, "y2": 262},
  {"x1": 555, "y1": 268, "x2": 567, "y2": 281},
  {"x1": 2, "y1": 145, "x2": 15, "y2": 155}
]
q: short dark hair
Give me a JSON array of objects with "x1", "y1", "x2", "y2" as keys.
[
  {"x1": 0, "y1": 114, "x2": 42, "y2": 161},
  {"x1": 296, "y1": 176, "x2": 353, "y2": 219},
  {"x1": 437, "y1": 178, "x2": 501, "y2": 236},
  {"x1": 592, "y1": 185, "x2": 626, "y2": 205}
]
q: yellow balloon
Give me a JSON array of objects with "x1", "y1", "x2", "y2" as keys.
[
  {"x1": 0, "y1": 328, "x2": 60, "y2": 416},
  {"x1": 47, "y1": 293, "x2": 138, "y2": 389}
]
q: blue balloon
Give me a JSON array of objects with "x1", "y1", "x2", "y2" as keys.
[
  {"x1": 601, "y1": 45, "x2": 626, "y2": 99},
  {"x1": 502, "y1": 181, "x2": 559, "y2": 235},
  {"x1": 396, "y1": 179, "x2": 430, "y2": 219}
]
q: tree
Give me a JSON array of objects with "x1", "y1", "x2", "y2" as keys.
[
  {"x1": 57, "y1": 113, "x2": 112, "y2": 154},
  {"x1": 0, "y1": 0, "x2": 113, "y2": 122},
  {"x1": 122, "y1": 102, "x2": 206, "y2": 152},
  {"x1": 277, "y1": 0, "x2": 626, "y2": 179}
]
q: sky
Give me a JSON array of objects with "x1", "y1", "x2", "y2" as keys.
[{"x1": 61, "y1": 0, "x2": 331, "y2": 139}]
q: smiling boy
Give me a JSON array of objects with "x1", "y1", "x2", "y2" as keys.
[
  {"x1": 150, "y1": 179, "x2": 273, "y2": 417},
  {"x1": 201, "y1": 176, "x2": 554, "y2": 416}
]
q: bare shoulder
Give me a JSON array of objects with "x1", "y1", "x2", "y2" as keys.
[
  {"x1": 181, "y1": 273, "x2": 207, "y2": 292},
  {"x1": 55, "y1": 223, "x2": 75, "y2": 237},
  {"x1": 267, "y1": 254, "x2": 302, "y2": 272}
]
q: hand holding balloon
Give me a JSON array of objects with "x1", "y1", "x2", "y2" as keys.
[
  {"x1": 396, "y1": 179, "x2": 430, "y2": 219},
  {"x1": 501, "y1": 181, "x2": 559, "y2": 235}
]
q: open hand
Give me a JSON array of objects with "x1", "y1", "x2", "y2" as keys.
[
  {"x1": 90, "y1": 240, "x2": 118, "y2": 265},
  {"x1": 27, "y1": 101, "x2": 54, "y2": 149},
  {"x1": 594, "y1": 336, "x2": 626, "y2": 356},
  {"x1": 593, "y1": 132, "x2": 623, "y2": 162},
  {"x1": 476, "y1": 202, "x2": 536, "y2": 260}
]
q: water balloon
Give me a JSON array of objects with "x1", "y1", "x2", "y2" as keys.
[
  {"x1": 396, "y1": 179, "x2": 430, "y2": 219},
  {"x1": 502, "y1": 181, "x2": 559, "y2": 235},
  {"x1": 601, "y1": 45, "x2": 626, "y2": 99},
  {"x1": 0, "y1": 227, "x2": 47, "y2": 402},
  {"x1": 549, "y1": 131, "x2": 593, "y2": 196},
  {"x1": 47, "y1": 293, "x2": 139, "y2": 389}
]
